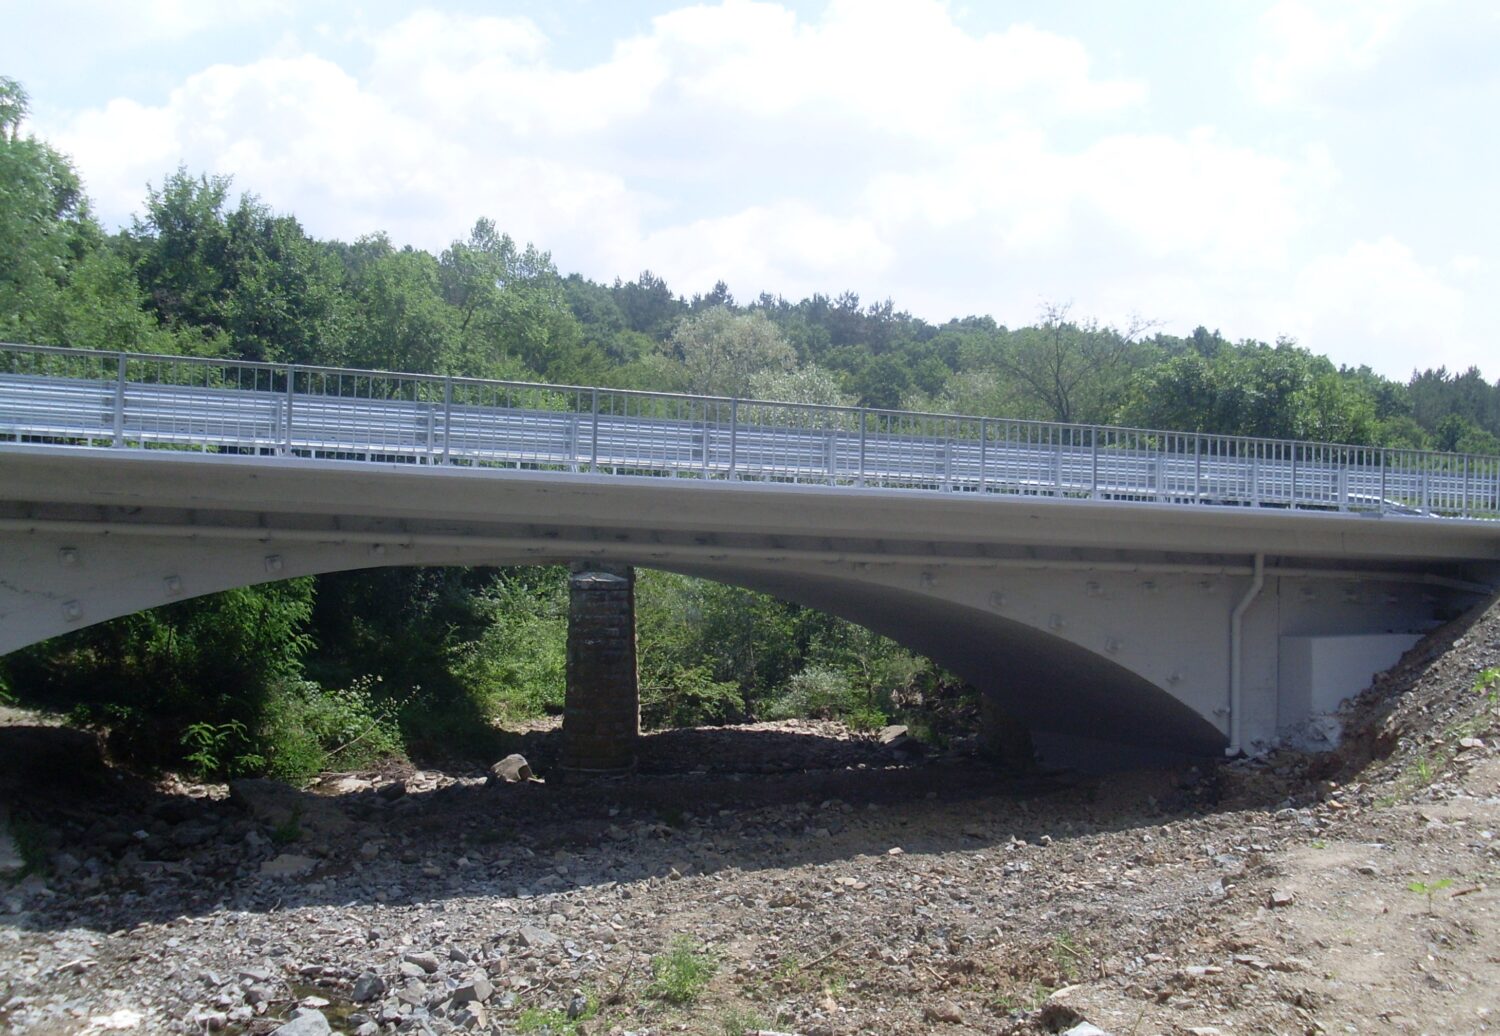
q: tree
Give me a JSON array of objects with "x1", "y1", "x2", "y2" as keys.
[
  {"x1": 0, "y1": 76, "x2": 29, "y2": 143},
  {"x1": 339, "y1": 234, "x2": 455, "y2": 374},
  {"x1": 669, "y1": 306, "x2": 796, "y2": 397},
  {"x1": 0, "y1": 92, "x2": 97, "y2": 345},
  {"x1": 439, "y1": 218, "x2": 591, "y2": 381},
  {"x1": 995, "y1": 303, "x2": 1154, "y2": 424}
]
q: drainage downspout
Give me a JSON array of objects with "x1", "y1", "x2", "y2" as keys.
[{"x1": 1227, "y1": 552, "x2": 1266, "y2": 757}]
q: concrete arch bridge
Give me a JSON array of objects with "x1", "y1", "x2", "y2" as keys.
[{"x1": 2, "y1": 344, "x2": 1498, "y2": 768}]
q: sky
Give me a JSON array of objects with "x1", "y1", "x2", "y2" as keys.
[{"x1": 5, "y1": 0, "x2": 1497, "y2": 380}]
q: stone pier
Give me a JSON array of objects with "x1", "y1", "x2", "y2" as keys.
[{"x1": 562, "y1": 562, "x2": 640, "y2": 774}]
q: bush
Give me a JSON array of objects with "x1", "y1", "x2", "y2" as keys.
[
  {"x1": 761, "y1": 664, "x2": 891, "y2": 730},
  {"x1": 257, "y1": 677, "x2": 406, "y2": 782},
  {"x1": 642, "y1": 665, "x2": 744, "y2": 728},
  {"x1": 647, "y1": 937, "x2": 717, "y2": 1005},
  {"x1": 448, "y1": 570, "x2": 568, "y2": 722},
  {"x1": 3, "y1": 580, "x2": 316, "y2": 773}
]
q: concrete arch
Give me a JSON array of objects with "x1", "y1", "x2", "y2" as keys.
[
  {"x1": 0, "y1": 529, "x2": 1221, "y2": 752},
  {"x1": 3, "y1": 446, "x2": 1493, "y2": 756}
]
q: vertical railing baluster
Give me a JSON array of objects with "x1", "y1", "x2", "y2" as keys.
[
  {"x1": 1463, "y1": 455, "x2": 1470, "y2": 518},
  {"x1": 1089, "y1": 426, "x2": 1099, "y2": 499},
  {"x1": 728, "y1": 398, "x2": 738, "y2": 480},
  {"x1": 442, "y1": 377, "x2": 453, "y2": 464},
  {"x1": 977, "y1": 417, "x2": 987, "y2": 495},
  {"x1": 589, "y1": 387, "x2": 599, "y2": 474},
  {"x1": 1379, "y1": 448, "x2": 1387, "y2": 513},
  {"x1": 283, "y1": 366, "x2": 295, "y2": 455},
  {"x1": 112, "y1": 353, "x2": 126, "y2": 447},
  {"x1": 858, "y1": 410, "x2": 868, "y2": 488},
  {"x1": 1193, "y1": 434, "x2": 1203, "y2": 504}
]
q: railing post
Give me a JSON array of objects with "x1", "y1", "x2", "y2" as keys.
[
  {"x1": 1090, "y1": 427, "x2": 1099, "y2": 499},
  {"x1": 1422, "y1": 464, "x2": 1431, "y2": 513},
  {"x1": 1194, "y1": 434, "x2": 1202, "y2": 503},
  {"x1": 1289, "y1": 446, "x2": 1298, "y2": 509},
  {"x1": 283, "y1": 366, "x2": 295, "y2": 455},
  {"x1": 1052, "y1": 430, "x2": 1063, "y2": 496},
  {"x1": 1463, "y1": 456, "x2": 1470, "y2": 518},
  {"x1": 112, "y1": 353, "x2": 126, "y2": 447},
  {"x1": 977, "y1": 417, "x2": 987, "y2": 495},
  {"x1": 728, "y1": 398, "x2": 739, "y2": 480},
  {"x1": 857, "y1": 410, "x2": 868, "y2": 487},
  {"x1": 442, "y1": 377, "x2": 453, "y2": 464},
  {"x1": 589, "y1": 387, "x2": 599, "y2": 474},
  {"x1": 1379, "y1": 449, "x2": 1387, "y2": 513}
]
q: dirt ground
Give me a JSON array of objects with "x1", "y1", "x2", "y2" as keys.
[{"x1": 1, "y1": 594, "x2": 1499, "y2": 1035}]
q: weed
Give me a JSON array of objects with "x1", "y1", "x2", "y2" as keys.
[
  {"x1": 1049, "y1": 932, "x2": 1088, "y2": 982},
  {"x1": 1407, "y1": 877, "x2": 1454, "y2": 915},
  {"x1": 1476, "y1": 667, "x2": 1500, "y2": 715},
  {"x1": 648, "y1": 937, "x2": 717, "y2": 1005},
  {"x1": 719, "y1": 1006, "x2": 770, "y2": 1036},
  {"x1": 270, "y1": 805, "x2": 303, "y2": 845},
  {"x1": 515, "y1": 995, "x2": 596, "y2": 1034},
  {"x1": 180, "y1": 719, "x2": 264, "y2": 780},
  {"x1": 5, "y1": 813, "x2": 49, "y2": 879}
]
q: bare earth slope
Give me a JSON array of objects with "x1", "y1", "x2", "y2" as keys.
[{"x1": 1, "y1": 595, "x2": 1498, "y2": 1035}]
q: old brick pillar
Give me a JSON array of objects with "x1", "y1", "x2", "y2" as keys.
[
  {"x1": 562, "y1": 562, "x2": 640, "y2": 774},
  {"x1": 979, "y1": 693, "x2": 1036, "y2": 773}
]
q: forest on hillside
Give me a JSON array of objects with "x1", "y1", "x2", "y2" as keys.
[{"x1": 4, "y1": 75, "x2": 1499, "y2": 778}]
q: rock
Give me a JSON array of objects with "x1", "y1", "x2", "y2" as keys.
[
  {"x1": 1268, "y1": 889, "x2": 1296, "y2": 908},
  {"x1": 0, "y1": 808, "x2": 25, "y2": 879},
  {"x1": 401, "y1": 950, "x2": 440, "y2": 974},
  {"x1": 489, "y1": 754, "x2": 534, "y2": 783},
  {"x1": 229, "y1": 778, "x2": 353, "y2": 839},
  {"x1": 877, "y1": 725, "x2": 909, "y2": 745},
  {"x1": 376, "y1": 780, "x2": 407, "y2": 801},
  {"x1": 259, "y1": 854, "x2": 318, "y2": 878},
  {"x1": 328, "y1": 776, "x2": 371, "y2": 795},
  {"x1": 451, "y1": 975, "x2": 494, "y2": 1005},
  {"x1": 1063, "y1": 1025, "x2": 1113, "y2": 1036},
  {"x1": 923, "y1": 1000, "x2": 964, "y2": 1024},
  {"x1": 1459, "y1": 737, "x2": 1485, "y2": 750},
  {"x1": 351, "y1": 971, "x2": 386, "y2": 1002},
  {"x1": 518, "y1": 925, "x2": 559, "y2": 948},
  {"x1": 566, "y1": 991, "x2": 588, "y2": 1019},
  {"x1": 0, "y1": 726, "x2": 106, "y2": 786},
  {"x1": 270, "y1": 1008, "x2": 333, "y2": 1035}
]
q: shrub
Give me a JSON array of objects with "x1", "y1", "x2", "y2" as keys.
[
  {"x1": 642, "y1": 665, "x2": 745, "y2": 728},
  {"x1": 257, "y1": 676, "x2": 405, "y2": 782},
  {"x1": 647, "y1": 938, "x2": 717, "y2": 1005}
]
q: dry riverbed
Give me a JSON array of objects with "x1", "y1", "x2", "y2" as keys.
[{"x1": 3, "y1": 597, "x2": 1500, "y2": 1035}]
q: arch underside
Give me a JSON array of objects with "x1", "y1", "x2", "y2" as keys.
[{"x1": 0, "y1": 534, "x2": 1227, "y2": 756}]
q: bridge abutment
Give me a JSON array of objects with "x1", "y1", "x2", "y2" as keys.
[{"x1": 561, "y1": 563, "x2": 640, "y2": 775}]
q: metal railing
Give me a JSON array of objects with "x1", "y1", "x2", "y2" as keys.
[{"x1": 1, "y1": 342, "x2": 1497, "y2": 519}]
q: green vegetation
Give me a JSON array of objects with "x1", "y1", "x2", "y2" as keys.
[
  {"x1": 717, "y1": 1007, "x2": 771, "y2": 1036},
  {"x1": 647, "y1": 938, "x2": 718, "y2": 1005},
  {"x1": 2, "y1": 73, "x2": 1499, "y2": 777},
  {"x1": 515, "y1": 997, "x2": 597, "y2": 1035},
  {"x1": 1406, "y1": 877, "x2": 1454, "y2": 914}
]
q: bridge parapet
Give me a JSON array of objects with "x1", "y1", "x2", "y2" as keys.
[{"x1": 3, "y1": 342, "x2": 1498, "y2": 519}]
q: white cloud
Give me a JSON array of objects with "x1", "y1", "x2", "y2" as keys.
[
  {"x1": 31, "y1": 1, "x2": 1498, "y2": 379},
  {"x1": 35, "y1": 0, "x2": 291, "y2": 48},
  {"x1": 1254, "y1": 0, "x2": 1440, "y2": 106},
  {"x1": 1287, "y1": 237, "x2": 1468, "y2": 374}
]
